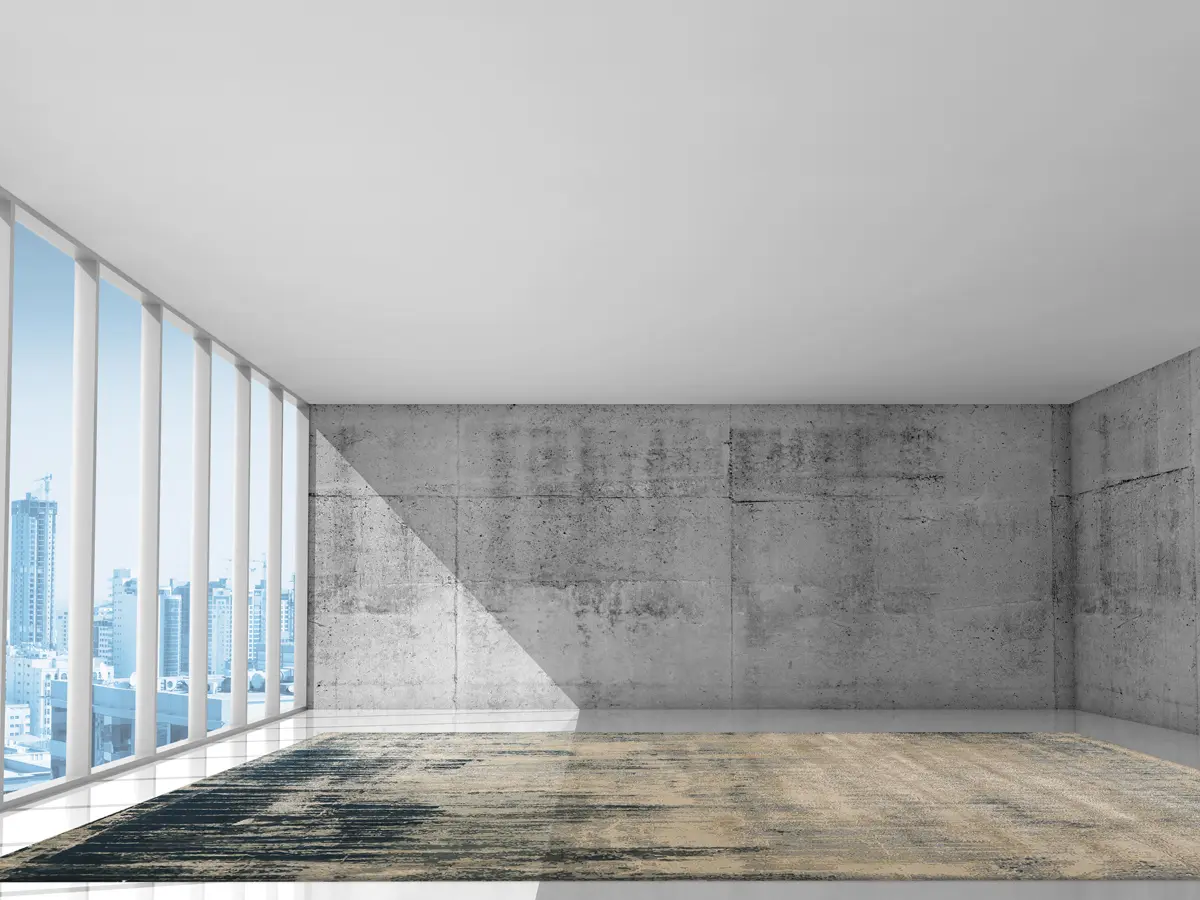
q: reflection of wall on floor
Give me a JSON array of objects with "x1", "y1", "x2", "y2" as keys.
[{"x1": 304, "y1": 347, "x2": 1200, "y2": 731}]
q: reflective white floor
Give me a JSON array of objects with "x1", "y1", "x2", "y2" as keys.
[{"x1": 3, "y1": 708, "x2": 1200, "y2": 899}]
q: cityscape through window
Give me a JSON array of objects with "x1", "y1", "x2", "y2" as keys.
[
  {"x1": 91, "y1": 279, "x2": 141, "y2": 768},
  {"x1": 5, "y1": 224, "x2": 73, "y2": 791},
  {"x1": 1, "y1": 216, "x2": 307, "y2": 794}
]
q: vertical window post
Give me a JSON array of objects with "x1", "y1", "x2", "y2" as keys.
[
  {"x1": 134, "y1": 303, "x2": 162, "y2": 757},
  {"x1": 230, "y1": 364, "x2": 251, "y2": 727},
  {"x1": 0, "y1": 198, "x2": 14, "y2": 791},
  {"x1": 293, "y1": 403, "x2": 309, "y2": 709},
  {"x1": 265, "y1": 385, "x2": 283, "y2": 717},
  {"x1": 188, "y1": 338, "x2": 212, "y2": 740},
  {"x1": 66, "y1": 256, "x2": 99, "y2": 778}
]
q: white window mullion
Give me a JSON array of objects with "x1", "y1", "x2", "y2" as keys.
[
  {"x1": 0, "y1": 198, "x2": 15, "y2": 793},
  {"x1": 293, "y1": 402, "x2": 309, "y2": 709},
  {"x1": 265, "y1": 385, "x2": 283, "y2": 717},
  {"x1": 188, "y1": 338, "x2": 212, "y2": 740},
  {"x1": 134, "y1": 303, "x2": 162, "y2": 757},
  {"x1": 65, "y1": 256, "x2": 99, "y2": 778},
  {"x1": 230, "y1": 364, "x2": 251, "y2": 727}
]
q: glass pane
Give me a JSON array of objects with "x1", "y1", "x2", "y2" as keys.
[
  {"x1": 207, "y1": 355, "x2": 235, "y2": 732},
  {"x1": 91, "y1": 280, "x2": 141, "y2": 768},
  {"x1": 156, "y1": 322, "x2": 192, "y2": 747},
  {"x1": 247, "y1": 380, "x2": 269, "y2": 722},
  {"x1": 5, "y1": 224, "x2": 73, "y2": 792},
  {"x1": 280, "y1": 401, "x2": 296, "y2": 711}
]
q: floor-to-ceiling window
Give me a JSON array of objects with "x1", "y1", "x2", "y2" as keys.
[
  {"x1": 247, "y1": 380, "x2": 270, "y2": 722},
  {"x1": 280, "y1": 401, "x2": 297, "y2": 712},
  {"x1": 207, "y1": 354, "x2": 236, "y2": 733},
  {"x1": 91, "y1": 280, "x2": 141, "y2": 768},
  {"x1": 4, "y1": 224, "x2": 73, "y2": 792},
  {"x1": 0, "y1": 196, "x2": 308, "y2": 799},
  {"x1": 156, "y1": 322, "x2": 193, "y2": 747}
]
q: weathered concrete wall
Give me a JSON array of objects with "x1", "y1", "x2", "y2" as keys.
[
  {"x1": 1069, "y1": 351, "x2": 1199, "y2": 732},
  {"x1": 731, "y1": 406, "x2": 1056, "y2": 709},
  {"x1": 309, "y1": 403, "x2": 1063, "y2": 709}
]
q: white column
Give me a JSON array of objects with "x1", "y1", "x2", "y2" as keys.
[
  {"x1": 230, "y1": 364, "x2": 251, "y2": 727},
  {"x1": 0, "y1": 199, "x2": 14, "y2": 790},
  {"x1": 134, "y1": 303, "x2": 163, "y2": 757},
  {"x1": 265, "y1": 385, "x2": 283, "y2": 717},
  {"x1": 66, "y1": 257, "x2": 100, "y2": 778},
  {"x1": 293, "y1": 403, "x2": 310, "y2": 708},
  {"x1": 188, "y1": 338, "x2": 212, "y2": 740}
]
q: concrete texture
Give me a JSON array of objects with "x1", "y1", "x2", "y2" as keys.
[
  {"x1": 458, "y1": 405, "x2": 730, "y2": 498},
  {"x1": 731, "y1": 405, "x2": 1054, "y2": 709},
  {"x1": 1051, "y1": 403, "x2": 1075, "y2": 710},
  {"x1": 307, "y1": 491, "x2": 457, "y2": 708},
  {"x1": 310, "y1": 403, "x2": 1065, "y2": 709},
  {"x1": 1069, "y1": 351, "x2": 1200, "y2": 733}
]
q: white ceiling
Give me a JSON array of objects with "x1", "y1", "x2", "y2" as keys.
[{"x1": 1, "y1": 1, "x2": 1198, "y2": 404}]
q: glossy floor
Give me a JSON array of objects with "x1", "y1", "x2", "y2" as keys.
[{"x1": 3, "y1": 709, "x2": 1200, "y2": 898}]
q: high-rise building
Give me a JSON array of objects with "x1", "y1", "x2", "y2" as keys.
[
  {"x1": 282, "y1": 575, "x2": 296, "y2": 645},
  {"x1": 158, "y1": 583, "x2": 191, "y2": 678},
  {"x1": 249, "y1": 579, "x2": 267, "y2": 671},
  {"x1": 110, "y1": 570, "x2": 138, "y2": 679},
  {"x1": 9, "y1": 490, "x2": 57, "y2": 649},
  {"x1": 207, "y1": 581, "x2": 233, "y2": 677},
  {"x1": 93, "y1": 607, "x2": 114, "y2": 667},
  {"x1": 52, "y1": 610, "x2": 69, "y2": 655},
  {"x1": 5, "y1": 649, "x2": 66, "y2": 737}
]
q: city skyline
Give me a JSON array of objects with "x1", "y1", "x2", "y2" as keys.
[
  {"x1": 4, "y1": 222, "x2": 301, "y2": 792},
  {"x1": 8, "y1": 222, "x2": 298, "y2": 613}
]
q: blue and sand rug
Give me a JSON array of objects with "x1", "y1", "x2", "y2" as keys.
[{"x1": 2, "y1": 731, "x2": 1199, "y2": 880}]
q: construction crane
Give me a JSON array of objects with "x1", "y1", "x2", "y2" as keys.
[{"x1": 35, "y1": 473, "x2": 51, "y2": 501}]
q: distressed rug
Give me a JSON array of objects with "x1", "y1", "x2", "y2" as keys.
[{"x1": 3, "y1": 731, "x2": 1200, "y2": 880}]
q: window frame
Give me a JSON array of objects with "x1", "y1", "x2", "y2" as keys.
[{"x1": 0, "y1": 187, "x2": 310, "y2": 807}]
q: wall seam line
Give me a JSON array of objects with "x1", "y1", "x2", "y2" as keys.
[
  {"x1": 1185, "y1": 352, "x2": 1195, "y2": 734},
  {"x1": 1071, "y1": 465, "x2": 1192, "y2": 498},
  {"x1": 728, "y1": 404, "x2": 734, "y2": 710},
  {"x1": 454, "y1": 404, "x2": 461, "y2": 713},
  {"x1": 1051, "y1": 406, "x2": 1059, "y2": 710}
]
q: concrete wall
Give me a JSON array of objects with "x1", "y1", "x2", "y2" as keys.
[
  {"x1": 309, "y1": 404, "x2": 1064, "y2": 709},
  {"x1": 1069, "y1": 350, "x2": 1200, "y2": 732}
]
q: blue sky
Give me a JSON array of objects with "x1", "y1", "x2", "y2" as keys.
[{"x1": 9, "y1": 223, "x2": 297, "y2": 611}]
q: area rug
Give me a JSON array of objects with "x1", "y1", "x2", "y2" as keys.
[{"x1": 3, "y1": 731, "x2": 1200, "y2": 880}]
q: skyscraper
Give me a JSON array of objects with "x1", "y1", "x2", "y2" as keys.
[
  {"x1": 207, "y1": 581, "x2": 233, "y2": 678},
  {"x1": 282, "y1": 574, "x2": 296, "y2": 645},
  {"x1": 9, "y1": 490, "x2": 58, "y2": 649},
  {"x1": 249, "y1": 579, "x2": 267, "y2": 671},
  {"x1": 93, "y1": 608, "x2": 114, "y2": 667},
  {"x1": 158, "y1": 583, "x2": 190, "y2": 678},
  {"x1": 110, "y1": 570, "x2": 138, "y2": 679}
]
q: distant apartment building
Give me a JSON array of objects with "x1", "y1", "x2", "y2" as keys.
[
  {"x1": 282, "y1": 579, "x2": 295, "y2": 644},
  {"x1": 5, "y1": 650, "x2": 66, "y2": 737},
  {"x1": 93, "y1": 607, "x2": 114, "y2": 667},
  {"x1": 4, "y1": 703, "x2": 31, "y2": 743},
  {"x1": 52, "y1": 609, "x2": 68, "y2": 654},
  {"x1": 110, "y1": 569, "x2": 138, "y2": 679},
  {"x1": 249, "y1": 579, "x2": 267, "y2": 671},
  {"x1": 208, "y1": 581, "x2": 233, "y2": 677},
  {"x1": 159, "y1": 583, "x2": 191, "y2": 677},
  {"x1": 9, "y1": 490, "x2": 57, "y2": 649}
]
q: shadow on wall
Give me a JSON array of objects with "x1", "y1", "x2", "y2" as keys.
[
  {"x1": 308, "y1": 405, "x2": 734, "y2": 711},
  {"x1": 308, "y1": 404, "x2": 1066, "y2": 712},
  {"x1": 308, "y1": 431, "x2": 575, "y2": 710}
]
